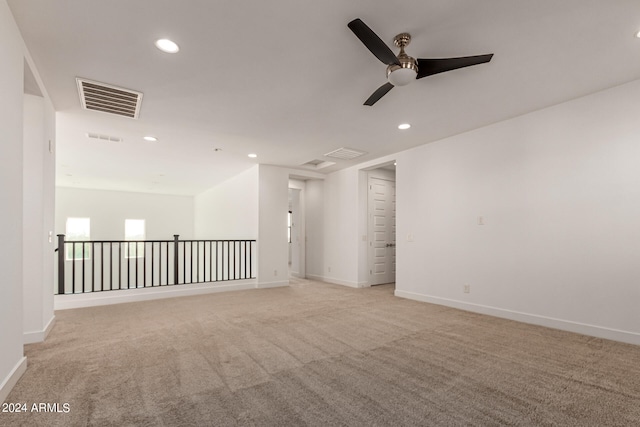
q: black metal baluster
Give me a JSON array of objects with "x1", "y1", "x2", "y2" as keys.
[
  {"x1": 91, "y1": 242, "x2": 95, "y2": 292},
  {"x1": 72, "y1": 242, "x2": 76, "y2": 293},
  {"x1": 127, "y1": 242, "x2": 131, "y2": 289},
  {"x1": 134, "y1": 242, "x2": 140, "y2": 288},
  {"x1": 109, "y1": 243, "x2": 113, "y2": 291},
  {"x1": 100, "y1": 242, "x2": 104, "y2": 291},
  {"x1": 203, "y1": 241, "x2": 207, "y2": 282},
  {"x1": 119, "y1": 242, "x2": 122, "y2": 290},
  {"x1": 82, "y1": 242, "x2": 86, "y2": 293},
  {"x1": 249, "y1": 241, "x2": 253, "y2": 278}
]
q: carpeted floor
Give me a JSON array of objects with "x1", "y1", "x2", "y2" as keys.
[{"x1": 2, "y1": 279, "x2": 640, "y2": 426}]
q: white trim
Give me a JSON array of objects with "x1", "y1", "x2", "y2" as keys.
[
  {"x1": 256, "y1": 280, "x2": 289, "y2": 289},
  {"x1": 0, "y1": 357, "x2": 27, "y2": 404},
  {"x1": 306, "y1": 274, "x2": 369, "y2": 288},
  {"x1": 23, "y1": 315, "x2": 56, "y2": 344},
  {"x1": 395, "y1": 290, "x2": 640, "y2": 346},
  {"x1": 55, "y1": 280, "x2": 257, "y2": 310}
]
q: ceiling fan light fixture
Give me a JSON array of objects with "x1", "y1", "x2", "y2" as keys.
[
  {"x1": 155, "y1": 38, "x2": 179, "y2": 53},
  {"x1": 387, "y1": 67, "x2": 417, "y2": 86}
]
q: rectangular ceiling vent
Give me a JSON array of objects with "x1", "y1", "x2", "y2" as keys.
[
  {"x1": 324, "y1": 147, "x2": 367, "y2": 160},
  {"x1": 76, "y1": 78, "x2": 143, "y2": 119},
  {"x1": 86, "y1": 132, "x2": 123, "y2": 143},
  {"x1": 302, "y1": 159, "x2": 336, "y2": 170}
]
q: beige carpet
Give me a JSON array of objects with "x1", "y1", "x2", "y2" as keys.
[{"x1": 2, "y1": 279, "x2": 640, "y2": 426}]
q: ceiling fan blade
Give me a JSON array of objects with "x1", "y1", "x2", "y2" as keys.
[
  {"x1": 348, "y1": 19, "x2": 401, "y2": 66},
  {"x1": 364, "y1": 82, "x2": 394, "y2": 106},
  {"x1": 416, "y1": 54, "x2": 494, "y2": 79}
]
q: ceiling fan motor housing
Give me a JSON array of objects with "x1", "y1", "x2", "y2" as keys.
[{"x1": 386, "y1": 32, "x2": 417, "y2": 86}]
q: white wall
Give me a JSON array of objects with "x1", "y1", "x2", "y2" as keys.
[
  {"x1": 0, "y1": 0, "x2": 27, "y2": 403},
  {"x1": 194, "y1": 166, "x2": 258, "y2": 239},
  {"x1": 56, "y1": 187, "x2": 194, "y2": 240},
  {"x1": 310, "y1": 168, "x2": 365, "y2": 287},
  {"x1": 23, "y1": 92, "x2": 56, "y2": 344},
  {"x1": 305, "y1": 179, "x2": 324, "y2": 279},
  {"x1": 394, "y1": 79, "x2": 640, "y2": 345},
  {"x1": 257, "y1": 165, "x2": 289, "y2": 287}
]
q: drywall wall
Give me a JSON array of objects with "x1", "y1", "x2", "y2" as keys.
[
  {"x1": 394, "y1": 79, "x2": 640, "y2": 344},
  {"x1": 194, "y1": 166, "x2": 258, "y2": 239},
  {"x1": 305, "y1": 179, "x2": 325, "y2": 279},
  {"x1": 312, "y1": 168, "x2": 364, "y2": 287},
  {"x1": 257, "y1": 165, "x2": 289, "y2": 287},
  {"x1": 56, "y1": 187, "x2": 194, "y2": 240},
  {"x1": 23, "y1": 92, "x2": 56, "y2": 344},
  {"x1": 0, "y1": 0, "x2": 27, "y2": 402}
]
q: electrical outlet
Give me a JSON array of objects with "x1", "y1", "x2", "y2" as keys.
[
  {"x1": 407, "y1": 234, "x2": 414, "y2": 242},
  {"x1": 478, "y1": 216, "x2": 484, "y2": 225},
  {"x1": 327, "y1": 266, "x2": 331, "y2": 273},
  {"x1": 274, "y1": 269, "x2": 278, "y2": 276},
  {"x1": 464, "y1": 284, "x2": 471, "y2": 294}
]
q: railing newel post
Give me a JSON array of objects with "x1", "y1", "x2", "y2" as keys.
[
  {"x1": 57, "y1": 234, "x2": 66, "y2": 295},
  {"x1": 173, "y1": 235, "x2": 180, "y2": 285}
]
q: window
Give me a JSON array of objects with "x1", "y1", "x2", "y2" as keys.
[
  {"x1": 125, "y1": 219, "x2": 145, "y2": 258},
  {"x1": 66, "y1": 217, "x2": 91, "y2": 260}
]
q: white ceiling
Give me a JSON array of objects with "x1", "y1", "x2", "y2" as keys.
[{"x1": 9, "y1": 0, "x2": 640, "y2": 195}]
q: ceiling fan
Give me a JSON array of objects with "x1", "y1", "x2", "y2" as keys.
[{"x1": 348, "y1": 18, "x2": 494, "y2": 106}]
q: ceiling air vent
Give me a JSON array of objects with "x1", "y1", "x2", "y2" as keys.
[
  {"x1": 86, "y1": 132, "x2": 123, "y2": 143},
  {"x1": 324, "y1": 147, "x2": 367, "y2": 160},
  {"x1": 76, "y1": 78, "x2": 143, "y2": 119},
  {"x1": 302, "y1": 159, "x2": 336, "y2": 170}
]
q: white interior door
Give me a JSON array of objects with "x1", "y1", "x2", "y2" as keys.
[{"x1": 368, "y1": 176, "x2": 396, "y2": 285}]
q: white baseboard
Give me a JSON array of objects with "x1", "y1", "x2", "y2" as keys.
[
  {"x1": 256, "y1": 280, "x2": 289, "y2": 289},
  {"x1": 23, "y1": 315, "x2": 56, "y2": 344},
  {"x1": 0, "y1": 356, "x2": 27, "y2": 404},
  {"x1": 395, "y1": 290, "x2": 640, "y2": 346},
  {"x1": 55, "y1": 280, "x2": 257, "y2": 310},
  {"x1": 306, "y1": 275, "x2": 369, "y2": 288}
]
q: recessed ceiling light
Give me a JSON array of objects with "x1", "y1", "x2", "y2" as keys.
[
  {"x1": 143, "y1": 136, "x2": 158, "y2": 142},
  {"x1": 155, "y1": 39, "x2": 179, "y2": 53},
  {"x1": 248, "y1": 153, "x2": 257, "y2": 158},
  {"x1": 636, "y1": 30, "x2": 640, "y2": 38},
  {"x1": 398, "y1": 123, "x2": 411, "y2": 130}
]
